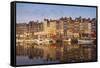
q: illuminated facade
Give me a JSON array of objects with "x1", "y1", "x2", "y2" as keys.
[{"x1": 16, "y1": 17, "x2": 95, "y2": 47}]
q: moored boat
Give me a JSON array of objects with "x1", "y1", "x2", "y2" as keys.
[{"x1": 78, "y1": 39, "x2": 94, "y2": 44}]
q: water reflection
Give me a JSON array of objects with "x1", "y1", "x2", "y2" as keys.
[{"x1": 16, "y1": 42, "x2": 96, "y2": 65}]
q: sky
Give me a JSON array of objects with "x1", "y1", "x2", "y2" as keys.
[{"x1": 16, "y1": 3, "x2": 96, "y2": 23}]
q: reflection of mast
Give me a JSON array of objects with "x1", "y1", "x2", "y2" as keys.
[{"x1": 80, "y1": 45, "x2": 84, "y2": 61}]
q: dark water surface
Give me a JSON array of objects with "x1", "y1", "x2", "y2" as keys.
[{"x1": 16, "y1": 42, "x2": 96, "y2": 65}]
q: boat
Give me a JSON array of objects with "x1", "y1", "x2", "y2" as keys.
[
  {"x1": 63, "y1": 38, "x2": 71, "y2": 42},
  {"x1": 78, "y1": 39, "x2": 94, "y2": 44}
]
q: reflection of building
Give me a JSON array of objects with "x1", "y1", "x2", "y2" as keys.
[
  {"x1": 61, "y1": 44, "x2": 96, "y2": 62},
  {"x1": 81, "y1": 45, "x2": 96, "y2": 61}
]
